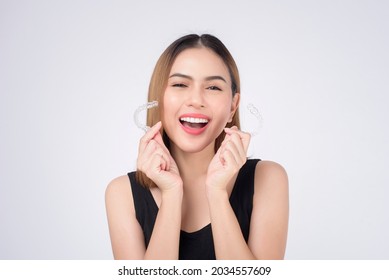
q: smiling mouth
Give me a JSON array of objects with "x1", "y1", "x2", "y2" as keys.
[{"x1": 179, "y1": 117, "x2": 209, "y2": 129}]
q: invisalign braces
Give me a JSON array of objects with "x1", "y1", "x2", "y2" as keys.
[
  {"x1": 133, "y1": 101, "x2": 158, "y2": 132},
  {"x1": 133, "y1": 101, "x2": 262, "y2": 136},
  {"x1": 247, "y1": 103, "x2": 262, "y2": 137}
]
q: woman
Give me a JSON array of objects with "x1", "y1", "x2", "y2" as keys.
[{"x1": 105, "y1": 34, "x2": 289, "y2": 260}]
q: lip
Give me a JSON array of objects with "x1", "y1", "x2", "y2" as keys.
[
  {"x1": 179, "y1": 113, "x2": 210, "y2": 135},
  {"x1": 179, "y1": 113, "x2": 210, "y2": 119}
]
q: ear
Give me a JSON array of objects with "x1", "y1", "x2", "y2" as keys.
[{"x1": 228, "y1": 93, "x2": 240, "y2": 122}]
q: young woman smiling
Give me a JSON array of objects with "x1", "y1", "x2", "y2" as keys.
[{"x1": 105, "y1": 34, "x2": 289, "y2": 260}]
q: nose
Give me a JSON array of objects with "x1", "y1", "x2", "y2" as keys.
[{"x1": 186, "y1": 86, "x2": 205, "y2": 108}]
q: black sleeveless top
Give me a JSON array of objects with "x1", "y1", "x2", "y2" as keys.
[{"x1": 128, "y1": 158, "x2": 260, "y2": 260}]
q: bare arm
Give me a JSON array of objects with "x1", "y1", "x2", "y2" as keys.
[
  {"x1": 144, "y1": 189, "x2": 182, "y2": 259},
  {"x1": 105, "y1": 176, "x2": 145, "y2": 259},
  {"x1": 106, "y1": 122, "x2": 184, "y2": 259},
  {"x1": 206, "y1": 126, "x2": 288, "y2": 259},
  {"x1": 105, "y1": 176, "x2": 183, "y2": 259},
  {"x1": 208, "y1": 161, "x2": 288, "y2": 259},
  {"x1": 207, "y1": 188, "x2": 256, "y2": 259},
  {"x1": 248, "y1": 161, "x2": 289, "y2": 259}
]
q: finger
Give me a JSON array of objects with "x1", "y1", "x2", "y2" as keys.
[
  {"x1": 149, "y1": 133, "x2": 170, "y2": 170},
  {"x1": 160, "y1": 151, "x2": 169, "y2": 171},
  {"x1": 224, "y1": 127, "x2": 251, "y2": 153},
  {"x1": 226, "y1": 132, "x2": 246, "y2": 161},
  {"x1": 217, "y1": 133, "x2": 229, "y2": 158},
  {"x1": 150, "y1": 147, "x2": 170, "y2": 171},
  {"x1": 153, "y1": 130, "x2": 171, "y2": 156},
  {"x1": 222, "y1": 138, "x2": 243, "y2": 166},
  {"x1": 225, "y1": 129, "x2": 246, "y2": 157},
  {"x1": 158, "y1": 153, "x2": 167, "y2": 171},
  {"x1": 149, "y1": 152, "x2": 167, "y2": 174},
  {"x1": 137, "y1": 139, "x2": 157, "y2": 170},
  {"x1": 138, "y1": 139, "x2": 169, "y2": 171},
  {"x1": 151, "y1": 126, "x2": 175, "y2": 171},
  {"x1": 221, "y1": 149, "x2": 239, "y2": 170},
  {"x1": 138, "y1": 121, "x2": 162, "y2": 154},
  {"x1": 141, "y1": 139, "x2": 158, "y2": 159}
]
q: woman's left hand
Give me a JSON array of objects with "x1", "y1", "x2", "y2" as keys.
[{"x1": 206, "y1": 126, "x2": 251, "y2": 194}]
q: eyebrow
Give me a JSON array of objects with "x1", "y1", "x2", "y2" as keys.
[{"x1": 169, "y1": 73, "x2": 227, "y2": 83}]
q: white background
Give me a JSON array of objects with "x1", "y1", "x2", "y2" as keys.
[{"x1": 1, "y1": 0, "x2": 388, "y2": 259}]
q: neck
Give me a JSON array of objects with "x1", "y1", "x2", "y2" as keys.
[{"x1": 171, "y1": 142, "x2": 215, "y2": 184}]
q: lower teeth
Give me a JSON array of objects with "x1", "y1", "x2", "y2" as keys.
[{"x1": 183, "y1": 121, "x2": 205, "y2": 129}]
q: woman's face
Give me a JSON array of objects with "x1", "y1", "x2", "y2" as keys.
[{"x1": 162, "y1": 47, "x2": 239, "y2": 154}]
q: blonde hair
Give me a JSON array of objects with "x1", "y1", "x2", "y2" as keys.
[{"x1": 137, "y1": 34, "x2": 241, "y2": 188}]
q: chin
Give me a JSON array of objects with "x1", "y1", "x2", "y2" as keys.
[{"x1": 172, "y1": 139, "x2": 214, "y2": 154}]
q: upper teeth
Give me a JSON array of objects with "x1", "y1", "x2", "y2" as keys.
[{"x1": 180, "y1": 117, "x2": 209, "y2": 124}]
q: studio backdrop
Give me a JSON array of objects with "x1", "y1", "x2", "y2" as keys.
[{"x1": 1, "y1": 0, "x2": 388, "y2": 259}]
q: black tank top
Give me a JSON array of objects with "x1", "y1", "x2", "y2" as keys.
[{"x1": 128, "y1": 158, "x2": 260, "y2": 260}]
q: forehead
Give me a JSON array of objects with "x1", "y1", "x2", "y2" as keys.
[{"x1": 170, "y1": 47, "x2": 230, "y2": 80}]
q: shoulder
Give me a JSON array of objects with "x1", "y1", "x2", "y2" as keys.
[
  {"x1": 253, "y1": 160, "x2": 289, "y2": 201},
  {"x1": 105, "y1": 174, "x2": 134, "y2": 214},
  {"x1": 106, "y1": 174, "x2": 132, "y2": 197},
  {"x1": 255, "y1": 160, "x2": 288, "y2": 185},
  {"x1": 255, "y1": 160, "x2": 287, "y2": 178}
]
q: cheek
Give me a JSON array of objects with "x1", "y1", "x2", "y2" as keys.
[
  {"x1": 216, "y1": 108, "x2": 232, "y2": 125},
  {"x1": 162, "y1": 92, "x2": 180, "y2": 123},
  {"x1": 163, "y1": 91, "x2": 181, "y2": 107},
  {"x1": 211, "y1": 96, "x2": 234, "y2": 121}
]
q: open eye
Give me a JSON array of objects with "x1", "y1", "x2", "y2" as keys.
[{"x1": 207, "y1": 85, "x2": 222, "y2": 91}]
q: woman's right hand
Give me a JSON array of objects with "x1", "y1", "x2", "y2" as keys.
[{"x1": 137, "y1": 121, "x2": 183, "y2": 193}]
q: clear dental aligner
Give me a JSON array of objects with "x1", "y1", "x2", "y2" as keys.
[
  {"x1": 247, "y1": 103, "x2": 262, "y2": 137},
  {"x1": 133, "y1": 101, "x2": 158, "y2": 132},
  {"x1": 133, "y1": 100, "x2": 261, "y2": 136}
]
